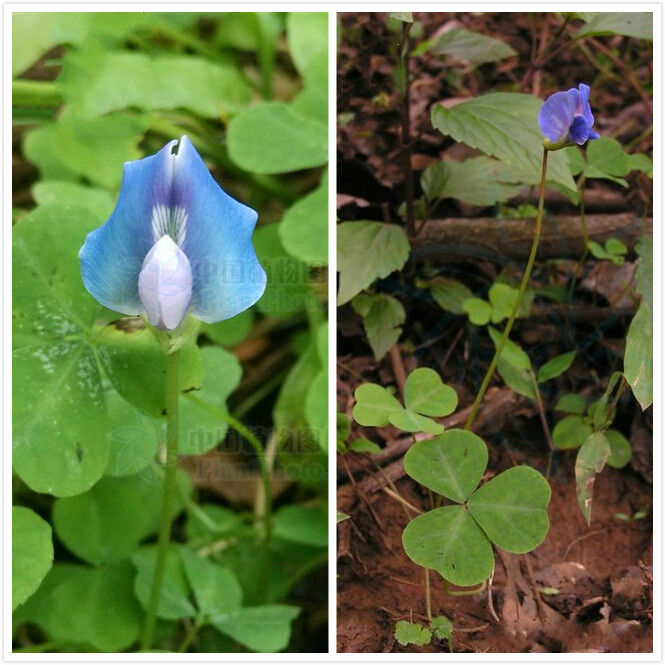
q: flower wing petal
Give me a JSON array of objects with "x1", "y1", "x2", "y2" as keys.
[
  {"x1": 79, "y1": 140, "x2": 178, "y2": 314},
  {"x1": 568, "y1": 115, "x2": 591, "y2": 145},
  {"x1": 538, "y1": 90, "x2": 577, "y2": 142},
  {"x1": 173, "y1": 136, "x2": 266, "y2": 323}
]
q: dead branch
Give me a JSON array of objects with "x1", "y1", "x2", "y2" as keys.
[{"x1": 413, "y1": 214, "x2": 652, "y2": 264}]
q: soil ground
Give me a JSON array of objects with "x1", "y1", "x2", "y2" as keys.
[{"x1": 337, "y1": 451, "x2": 653, "y2": 653}]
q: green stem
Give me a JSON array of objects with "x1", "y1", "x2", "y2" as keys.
[
  {"x1": 424, "y1": 569, "x2": 432, "y2": 622},
  {"x1": 178, "y1": 615, "x2": 204, "y2": 653},
  {"x1": 465, "y1": 148, "x2": 549, "y2": 430},
  {"x1": 184, "y1": 393, "x2": 272, "y2": 544},
  {"x1": 233, "y1": 369, "x2": 287, "y2": 419},
  {"x1": 12, "y1": 80, "x2": 62, "y2": 107},
  {"x1": 140, "y1": 349, "x2": 181, "y2": 651}
]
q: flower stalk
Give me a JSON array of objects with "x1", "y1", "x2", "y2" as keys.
[
  {"x1": 140, "y1": 348, "x2": 181, "y2": 650},
  {"x1": 465, "y1": 148, "x2": 549, "y2": 430}
]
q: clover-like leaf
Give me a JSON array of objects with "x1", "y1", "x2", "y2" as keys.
[
  {"x1": 286, "y1": 12, "x2": 328, "y2": 74},
  {"x1": 279, "y1": 184, "x2": 327, "y2": 264},
  {"x1": 13, "y1": 205, "x2": 110, "y2": 496},
  {"x1": 352, "y1": 383, "x2": 402, "y2": 427},
  {"x1": 305, "y1": 370, "x2": 328, "y2": 451},
  {"x1": 273, "y1": 330, "x2": 324, "y2": 434},
  {"x1": 132, "y1": 545, "x2": 197, "y2": 620},
  {"x1": 179, "y1": 346, "x2": 242, "y2": 455},
  {"x1": 273, "y1": 506, "x2": 328, "y2": 548},
  {"x1": 389, "y1": 409, "x2": 443, "y2": 435},
  {"x1": 605, "y1": 429, "x2": 632, "y2": 469},
  {"x1": 554, "y1": 393, "x2": 587, "y2": 415},
  {"x1": 228, "y1": 102, "x2": 327, "y2": 174},
  {"x1": 12, "y1": 506, "x2": 53, "y2": 611},
  {"x1": 552, "y1": 415, "x2": 593, "y2": 450},
  {"x1": 402, "y1": 506, "x2": 495, "y2": 587},
  {"x1": 488, "y1": 283, "x2": 513, "y2": 321},
  {"x1": 253, "y1": 222, "x2": 313, "y2": 318},
  {"x1": 404, "y1": 430, "x2": 487, "y2": 503},
  {"x1": 32, "y1": 181, "x2": 115, "y2": 220},
  {"x1": 430, "y1": 277, "x2": 472, "y2": 314},
  {"x1": 180, "y1": 547, "x2": 243, "y2": 618},
  {"x1": 462, "y1": 297, "x2": 491, "y2": 325},
  {"x1": 468, "y1": 465, "x2": 551, "y2": 553},
  {"x1": 404, "y1": 368, "x2": 458, "y2": 418},
  {"x1": 14, "y1": 562, "x2": 143, "y2": 652},
  {"x1": 210, "y1": 605, "x2": 301, "y2": 653},
  {"x1": 52, "y1": 471, "x2": 189, "y2": 565},
  {"x1": 348, "y1": 438, "x2": 384, "y2": 455},
  {"x1": 59, "y1": 48, "x2": 252, "y2": 119},
  {"x1": 96, "y1": 320, "x2": 203, "y2": 418}
]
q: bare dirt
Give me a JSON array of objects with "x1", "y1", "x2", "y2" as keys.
[{"x1": 337, "y1": 450, "x2": 653, "y2": 653}]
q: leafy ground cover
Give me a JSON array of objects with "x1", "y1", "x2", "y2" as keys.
[
  {"x1": 12, "y1": 11, "x2": 328, "y2": 653},
  {"x1": 336, "y1": 11, "x2": 652, "y2": 654}
]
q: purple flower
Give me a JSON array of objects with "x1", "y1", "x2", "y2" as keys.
[
  {"x1": 80, "y1": 136, "x2": 266, "y2": 331},
  {"x1": 538, "y1": 83, "x2": 599, "y2": 147}
]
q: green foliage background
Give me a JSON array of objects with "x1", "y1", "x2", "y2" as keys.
[{"x1": 12, "y1": 11, "x2": 328, "y2": 653}]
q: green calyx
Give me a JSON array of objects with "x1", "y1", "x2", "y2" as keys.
[{"x1": 148, "y1": 314, "x2": 201, "y2": 355}]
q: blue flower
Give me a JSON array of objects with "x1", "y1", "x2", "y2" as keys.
[
  {"x1": 80, "y1": 136, "x2": 266, "y2": 330},
  {"x1": 538, "y1": 83, "x2": 599, "y2": 147}
]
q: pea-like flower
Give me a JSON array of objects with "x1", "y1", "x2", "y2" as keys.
[
  {"x1": 80, "y1": 136, "x2": 266, "y2": 331},
  {"x1": 538, "y1": 83, "x2": 599, "y2": 148}
]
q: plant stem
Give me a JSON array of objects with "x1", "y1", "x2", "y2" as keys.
[
  {"x1": 12, "y1": 80, "x2": 62, "y2": 107},
  {"x1": 465, "y1": 148, "x2": 549, "y2": 430},
  {"x1": 399, "y1": 22, "x2": 415, "y2": 238},
  {"x1": 424, "y1": 569, "x2": 432, "y2": 622},
  {"x1": 178, "y1": 615, "x2": 203, "y2": 653},
  {"x1": 534, "y1": 379, "x2": 555, "y2": 477},
  {"x1": 140, "y1": 349, "x2": 181, "y2": 651},
  {"x1": 184, "y1": 393, "x2": 272, "y2": 544}
]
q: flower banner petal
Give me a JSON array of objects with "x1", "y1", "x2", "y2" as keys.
[
  {"x1": 172, "y1": 136, "x2": 266, "y2": 323},
  {"x1": 80, "y1": 140, "x2": 178, "y2": 314}
]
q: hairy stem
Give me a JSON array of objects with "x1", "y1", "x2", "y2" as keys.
[
  {"x1": 465, "y1": 148, "x2": 549, "y2": 430},
  {"x1": 140, "y1": 349, "x2": 181, "y2": 650}
]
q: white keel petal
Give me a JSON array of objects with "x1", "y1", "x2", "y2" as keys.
[{"x1": 138, "y1": 235, "x2": 193, "y2": 330}]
